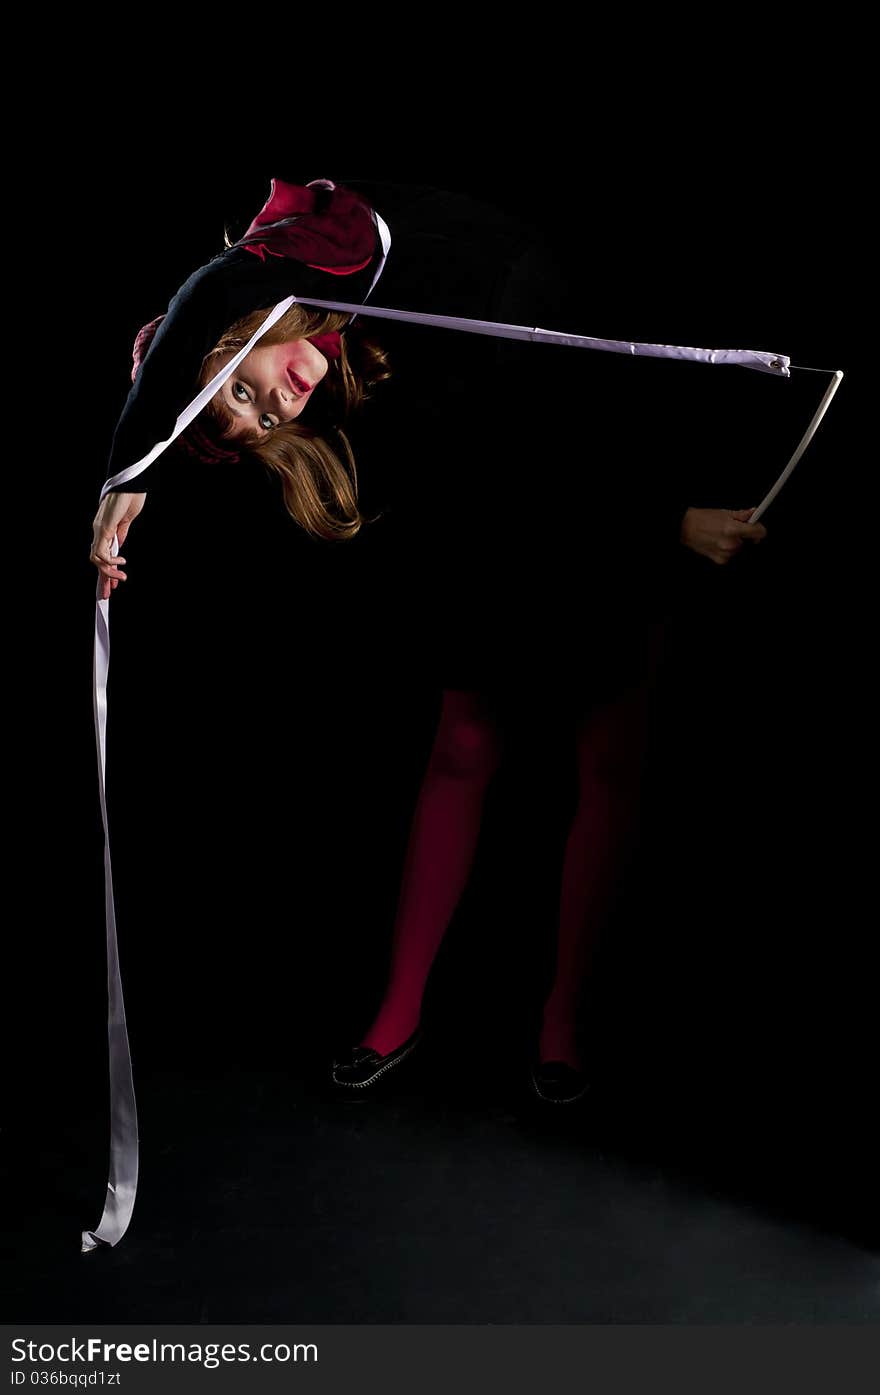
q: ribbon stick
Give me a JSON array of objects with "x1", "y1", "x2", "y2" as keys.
[
  {"x1": 750, "y1": 370, "x2": 844, "y2": 523},
  {"x1": 86, "y1": 263, "x2": 841, "y2": 1251}
]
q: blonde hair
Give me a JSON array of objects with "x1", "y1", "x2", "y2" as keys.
[{"x1": 197, "y1": 303, "x2": 391, "y2": 540}]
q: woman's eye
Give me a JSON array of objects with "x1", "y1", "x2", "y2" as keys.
[
  {"x1": 233, "y1": 381, "x2": 274, "y2": 431},
  {"x1": 232, "y1": 385, "x2": 273, "y2": 426}
]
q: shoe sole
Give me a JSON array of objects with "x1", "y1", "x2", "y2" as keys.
[
  {"x1": 528, "y1": 1065, "x2": 592, "y2": 1105},
  {"x1": 330, "y1": 1033, "x2": 423, "y2": 1090}
]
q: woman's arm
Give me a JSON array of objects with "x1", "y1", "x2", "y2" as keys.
[
  {"x1": 90, "y1": 491, "x2": 146, "y2": 599},
  {"x1": 101, "y1": 252, "x2": 247, "y2": 498},
  {"x1": 94, "y1": 248, "x2": 313, "y2": 594}
]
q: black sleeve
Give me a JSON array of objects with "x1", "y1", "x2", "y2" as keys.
[{"x1": 102, "y1": 254, "x2": 239, "y2": 497}]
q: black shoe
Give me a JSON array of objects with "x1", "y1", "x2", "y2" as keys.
[
  {"x1": 529, "y1": 1059, "x2": 592, "y2": 1104},
  {"x1": 330, "y1": 1028, "x2": 423, "y2": 1090}
]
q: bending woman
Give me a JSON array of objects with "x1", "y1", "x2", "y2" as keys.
[{"x1": 90, "y1": 174, "x2": 767, "y2": 1110}]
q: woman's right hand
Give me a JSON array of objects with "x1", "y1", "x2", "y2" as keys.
[
  {"x1": 680, "y1": 507, "x2": 767, "y2": 566},
  {"x1": 90, "y1": 491, "x2": 147, "y2": 600}
]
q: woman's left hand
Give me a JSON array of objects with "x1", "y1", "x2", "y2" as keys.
[{"x1": 90, "y1": 491, "x2": 147, "y2": 600}]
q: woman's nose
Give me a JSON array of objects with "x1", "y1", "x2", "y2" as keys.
[{"x1": 269, "y1": 384, "x2": 296, "y2": 420}]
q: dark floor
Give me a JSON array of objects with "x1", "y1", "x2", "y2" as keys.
[{"x1": 5, "y1": 1032, "x2": 878, "y2": 1325}]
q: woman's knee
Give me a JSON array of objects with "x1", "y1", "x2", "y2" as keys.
[
  {"x1": 429, "y1": 690, "x2": 505, "y2": 781},
  {"x1": 574, "y1": 692, "x2": 653, "y2": 790}
]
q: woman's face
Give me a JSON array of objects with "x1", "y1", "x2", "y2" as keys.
[{"x1": 215, "y1": 338, "x2": 330, "y2": 443}]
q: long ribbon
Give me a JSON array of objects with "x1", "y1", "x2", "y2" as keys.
[
  {"x1": 83, "y1": 215, "x2": 391, "y2": 1254},
  {"x1": 83, "y1": 299, "x2": 304, "y2": 1254},
  {"x1": 85, "y1": 229, "x2": 841, "y2": 1251}
]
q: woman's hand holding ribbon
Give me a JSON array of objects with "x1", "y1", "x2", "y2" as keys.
[
  {"x1": 90, "y1": 492, "x2": 147, "y2": 599},
  {"x1": 680, "y1": 507, "x2": 768, "y2": 566}
]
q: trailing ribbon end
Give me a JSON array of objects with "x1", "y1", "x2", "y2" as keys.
[
  {"x1": 87, "y1": 582, "x2": 141, "y2": 1253},
  {"x1": 84, "y1": 238, "x2": 401, "y2": 1254},
  {"x1": 85, "y1": 290, "x2": 309, "y2": 1250}
]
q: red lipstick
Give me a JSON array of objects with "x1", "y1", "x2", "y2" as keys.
[{"x1": 286, "y1": 366, "x2": 312, "y2": 395}]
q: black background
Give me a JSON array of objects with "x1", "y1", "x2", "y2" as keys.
[{"x1": 7, "y1": 128, "x2": 871, "y2": 1252}]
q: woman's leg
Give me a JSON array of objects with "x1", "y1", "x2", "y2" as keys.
[
  {"x1": 539, "y1": 622, "x2": 666, "y2": 1070},
  {"x1": 360, "y1": 687, "x2": 505, "y2": 1056}
]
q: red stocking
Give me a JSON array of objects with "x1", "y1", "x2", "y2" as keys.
[
  {"x1": 359, "y1": 688, "x2": 504, "y2": 1056},
  {"x1": 539, "y1": 626, "x2": 665, "y2": 1069}
]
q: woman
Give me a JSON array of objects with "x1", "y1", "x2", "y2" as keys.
[
  {"x1": 91, "y1": 176, "x2": 392, "y2": 595},
  {"x1": 91, "y1": 173, "x2": 766, "y2": 1106}
]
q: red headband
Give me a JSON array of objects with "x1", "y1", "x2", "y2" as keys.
[{"x1": 305, "y1": 330, "x2": 342, "y2": 360}]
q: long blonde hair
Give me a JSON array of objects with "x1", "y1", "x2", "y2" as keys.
[{"x1": 197, "y1": 303, "x2": 391, "y2": 540}]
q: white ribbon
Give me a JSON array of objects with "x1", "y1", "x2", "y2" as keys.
[
  {"x1": 84, "y1": 214, "x2": 391, "y2": 1254},
  {"x1": 267, "y1": 295, "x2": 793, "y2": 376},
  {"x1": 85, "y1": 227, "x2": 841, "y2": 1250}
]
